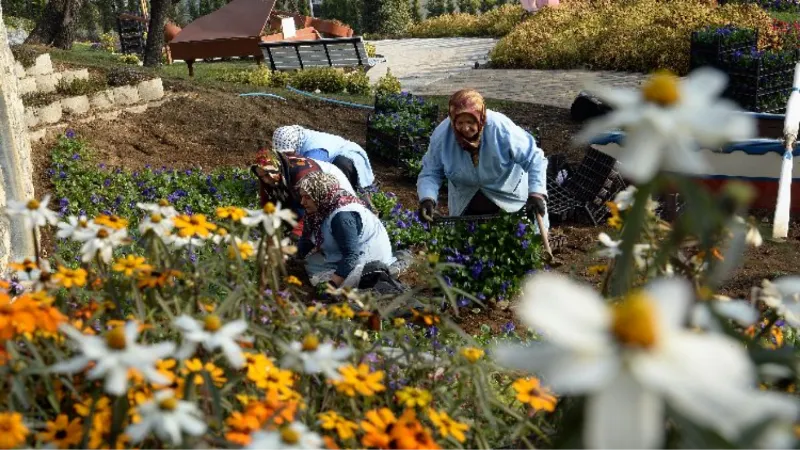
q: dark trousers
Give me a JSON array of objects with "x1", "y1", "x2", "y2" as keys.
[
  {"x1": 463, "y1": 191, "x2": 501, "y2": 215},
  {"x1": 332, "y1": 155, "x2": 359, "y2": 191}
]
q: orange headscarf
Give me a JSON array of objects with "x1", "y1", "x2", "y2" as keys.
[{"x1": 449, "y1": 89, "x2": 487, "y2": 166}]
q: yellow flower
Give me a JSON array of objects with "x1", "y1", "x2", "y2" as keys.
[
  {"x1": 393, "y1": 317, "x2": 406, "y2": 327},
  {"x1": 112, "y1": 255, "x2": 153, "y2": 277},
  {"x1": 587, "y1": 264, "x2": 608, "y2": 276},
  {"x1": 9, "y1": 258, "x2": 37, "y2": 274},
  {"x1": 245, "y1": 353, "x2": 276, "y2": 384},
  {"x1": 74, "y1": 396, "x2": 112, "y2": 418},
  {"x1": 52, "y1": 265, "x2": 88, "y2": 288},
  {"x1": 606, "y1": 201, "x2": 622, "y2": 230},
  {"x1": 182, "y1": 358, "x2": 227, "y2": 387},
  {"x1": 360, "y1": 408, "x2": 396, "y2": 449},
  {"x1": 512, "y1": 377, "x2": 558, "y2": 412},
  {"x1": 306, "y1": 305, "x2": 327, "y2": 317},
  {"x1": 428, "y1": 409, "x2": 469, "y2": 443},
  {"x1": 395, "y1": 387, "x2": 432, "y2": 408},
  {"x1": 227, "y1": 240, "x2": 255, "y2": 260},
  {"x1": 460, "y1": 347, "x2": 484, "y2": 363},
  {"x1": 286, "y1": 275, "x2": 303, "y2": 286},
  {"x1": 37, "y1": 414, "x2": 83, "y2": 449},
  {"x1": 318, "y1": 411, "x2": 359, "y2": 440},
  {"x1": 0, "y1": 412, "x2": 28, "y2": 449},
  {"x1": 334, "y1": 364, "x2": 385, "y2": 397},
  {"x1": 330, "y1": 304, "x2": 354, "y2": 320},
  {"x1": 216, "y1": 206, "x2": 246, "y2": 222},
  {"x1": 256, "y1": 366, "x2": 295, "y2": 397},
  {"x1": 94, "y1": 214, "x2": 129, "y2": 230},
  {"x1": 173, "y1": 214, "x2": 217, "y2": 238}
]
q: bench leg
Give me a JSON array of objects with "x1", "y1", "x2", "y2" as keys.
[{"x1": 187, "y1": 59, "x2": 195, "y2": 77}]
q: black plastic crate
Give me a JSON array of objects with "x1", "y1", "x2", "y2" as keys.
[
  {"x1": 365, "y1": 115, "x2": 430, "y2": 165},
  {"x1": 689, "y1": 26, "x2": 758, "y2": 71},
  {"x1": 374, "y1": 93, "x2": 440, "y2": 123},
  {"x1": 562, "y1": 147, "x2": 622, "y2": 204},
  {"x1": 730, "y1": 88, "x2": 791, "y2": 113}
]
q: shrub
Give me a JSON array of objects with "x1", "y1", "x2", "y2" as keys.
[
  {"x1": 289, "y1": 67, "x2": 348, "y2": 93},
  {"x1": 118, "y1": 53, "x2": 141, "y2": 65},
  {"x1": 56, "y1": 75, "x2": 109, "y2": 97},
  {"x1": 269, "y1": 70, "x2": 291, "y2": 88},
  {"x1": 217, "y1": 66, "x2": 272, "y2": 86},
  {"x1": 21, "y1": 92, "x2": 59, "y2": 108},
  {"x1": 408, "y1": 4, "x2": 525, "y2": 38},
  {"x1": 10, "y1": 44, "x2": 42, "y2": 68},
  {"x1": 106, "y1": 67, "x2": 154, "y2": 86},
  {"x1": 490, "y1": 0, "x2": 776, "y2": 75},
  {"x1": 345, "y1": 69, "x2": 372, "y2": 95},
  {"x1": 373, "y1": 68, "x2": 402, "y2": 97},
  {"x1": 99, "y1": 31, "x2": 118, "y2": 53},
  {"x1": 3, "y1": 15, "x2": 34, "y2": 32}
]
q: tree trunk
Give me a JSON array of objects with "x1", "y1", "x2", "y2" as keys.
[
  {"x1": 143, "y1": 0, "x2": 168, "y2": 66},
  {"x1": 25, "y1": 0, "x2": 66, "y2": 45},
  {"x1": 52, "y1": 0, "x2": 86, "y2": 49}
]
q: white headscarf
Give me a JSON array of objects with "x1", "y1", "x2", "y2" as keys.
[{"x1": 272, "y1": 125, "x2": 306, "y2": 153}]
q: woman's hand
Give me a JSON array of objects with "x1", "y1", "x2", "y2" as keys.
[
  {"x1": 419, "y1": 199, "x2": 435, "y2": 223},
  {"x1": 526, "y1": 193, "x2": 547, "y2": 217},
  {"x1": 330, "y1": 274, "x2": 345, "y2": 288}
]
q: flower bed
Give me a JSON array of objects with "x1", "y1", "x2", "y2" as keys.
[
  {"x1": 720, "y1": 47, "x2": 800, "y2": 112},
  {"x1": 689, "y1": 25, "x2": 758, "y2": 71},
  {"x1": 373, "y1": 192, "x2": 546, "y2": 301},
  {"x1": 366, "y1": 93, "x2": 439, "y2": 180},
  {"x1": 2, "y1": 130, "x2": 559, "y2": 449}
]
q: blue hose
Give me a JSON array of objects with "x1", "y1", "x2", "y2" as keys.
[
  {"x1": 238, "y1": 93, "x2": 287, "y2": 100},
  {"x1": 286, "y1": 86, "x2": 375, "y2": 110}
]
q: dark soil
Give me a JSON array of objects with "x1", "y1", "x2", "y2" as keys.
[{"x1": 30, "y1": 84, "x2": 800, "y2": 335}]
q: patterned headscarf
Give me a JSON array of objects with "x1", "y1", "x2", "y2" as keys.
[
  {"x1": 251, "y1": 149, "x2": 321, "y2": 206},
  {"x1": 273, "y1": 125, "x2": 307, "y2": 153},
  {"x1": 448, "y1": 89, "x2": 487, "y2": 166},
  {"x1": 297, "y1": 171, "x2": 365, "y2": 249}
]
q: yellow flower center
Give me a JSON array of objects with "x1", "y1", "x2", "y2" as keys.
[
  {"x1": 79, "y1": 219, "x2": 88, "y2": 228},
  {"x1": 204, "y1": 315, "x2": 222, "y2": 332},
  {"x1": 263, "y1": 202, "x2": 277, "y2": 214},
  {"x1": 26, "y1": 199, "x2": 40, "y2": 210},
  {"x1": 302, "y1": 334, "x2": 319, "y2": 352},
  {"x1": 158, "y1": 199, "x2": 170, "y2": 207},
  {"x1": 280, "y1": 426, "x2": 299, "y2": 444},
  {"x1": 151, "y1": 213, "x2": 163, "y2": 223},
  {"x1": 96, "y1": 229, "x2": 109, "y2": 239},
  {"x1": 106, "y1": 326, "x2": 127, "y2": 350},
  {"x1": 642, "y1": 71, "x2": 680, "y2": 107},
  {"x1": 611, "y1": 291, "x2": 659, "y2": 349},
  {"x1": 158, "y1": 397, "x2": 178, "y2": 411}
]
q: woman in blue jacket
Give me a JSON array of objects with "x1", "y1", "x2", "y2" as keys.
[
  {"x1": 295, "y1": 172, "x2": 395, "y2": 289},
  {"x1": 416, "y1": 89, "x2": 550, "y2": 233},
  {"x1": 272, "y1": 125, "x2": 375, "y2": 192}
]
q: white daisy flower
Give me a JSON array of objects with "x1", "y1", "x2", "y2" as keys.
[
  {"x1": 245, "y1": 422, "x2": 323, "y2": 450},
  {"x1": 690, "y1": 295, "x2": 758, "y2": 331},
  {"x1": 596, "y1": 233, "x2": 652, "y2": 269},
  {"x1": 211, "y1": 230, "x2": 233, "y2": 246},
  {"x1": 752, "y1": 278, "x2": 800, "y2": 327},
  {"x1": 139, "y1": 212, "x2": 174, "y2": 237},
  {"x1": 280, "y1": 336, "x2": 352, "y2": 380},
  {"x1": 494, "y1": 273, "x2": 798, "y2": 448},
  {"x1": 173, "y1": 314, "x2": 248, "y2": 368},
  {"x1": 241, "y1": 202, "x2": 297, "y2": 235},
  {"x1": 164, "y1": 233, "x2": 205, "y2": 249},
  {"x1": 576, "y1": 68, "x2": 756, "y2": 183},
  {"x1": 6, "y1": 195, "x2": 59, "y2": 230},
  {"x1": 755, "y1": 420, "x2": 798, "y2": 449},
  {"x1": 73, "y1": 226, "x2": 127, "y2": 263},
  {"x1": 51, "y1": 321, "x2": 176, "y2": 396},
  {"x1": 733, "y1": 216, "x2": 764, "y2": 248},
  {"x1": 56, "y1": 215, "x2": 92, "y2": 240},
  {"x1": 136, "y1": 200, "x2": 178, "y2": 218},
  {"x1": 613, "y1": 186, "x2": 658, "y2": 212},
  {"x1": 126, "y1": 390, "x2": 207, "y2": 445}
]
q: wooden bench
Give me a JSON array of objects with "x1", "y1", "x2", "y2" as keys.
[{"x1": 258, "y1": 37, "x2": 374, "y2": 71}]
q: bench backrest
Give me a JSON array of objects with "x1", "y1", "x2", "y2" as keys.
[{"x1": 259, "y1": 37, "x2": 367, "y2": 71}]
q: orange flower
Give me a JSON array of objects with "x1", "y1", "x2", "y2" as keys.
[
  {"x1": 360, "y1": 408, "x2": 396, "y2": 449},
  {"x1": 94, "y1": 214, "x2": 129, "y2": 230},
  {"x1": 37, "y1": 414, "x2": 83, "y2": 449},
  {"x1": 388, "y1": 409, "x2": 439, "y2": 450},
  {"x1": 225, "y1": 411, "x2": 261, "y2": 445},
  {"x1": 512, "y1": 377, "x2": 558, "y2": 412},
  {"x1": 0, "y1": 411, "x2": 28, "y2": 449}
]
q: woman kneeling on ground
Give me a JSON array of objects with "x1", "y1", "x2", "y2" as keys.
[
  {"x1": 295, "y1": 171, "x2": 400, "y2": 290},
  {"x1": 272, "y1": 125, "x2": 375, "y2": 193},
  {"x1": 416, "y1": 89, "x2": 550, "y2": 232}
]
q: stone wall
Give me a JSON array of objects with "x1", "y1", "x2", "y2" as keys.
[{"x1": 0, "y1": 9, "x2": 36, "y2": 271}]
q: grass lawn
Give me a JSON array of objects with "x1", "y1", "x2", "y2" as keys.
[{"x1": 770, "y1": 11, "x2": 800, "y2": 22}]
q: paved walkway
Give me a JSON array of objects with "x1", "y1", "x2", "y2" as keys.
[{"x1": 371, "y1": 38, "x2": 648, "y2": 109}]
